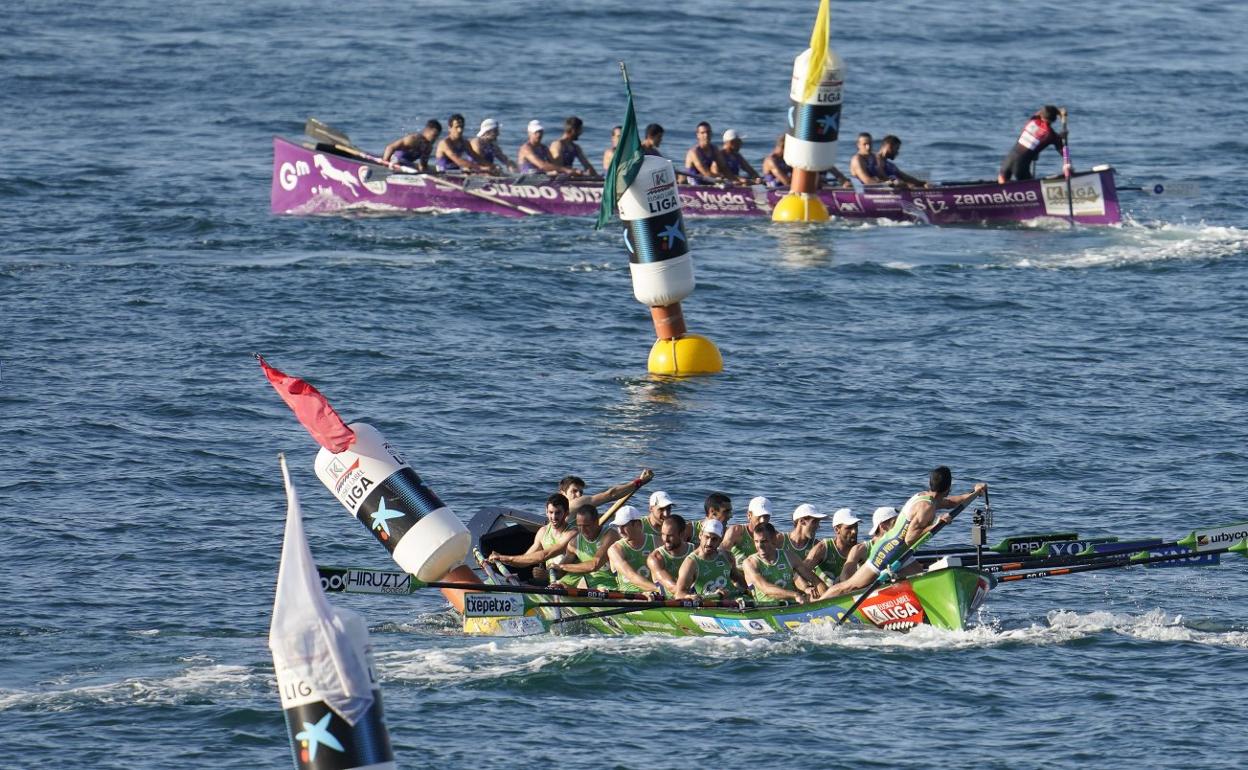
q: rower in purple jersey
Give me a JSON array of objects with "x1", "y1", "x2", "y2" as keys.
[
  {"x1": 381, "y1": 119, "x2": 441, "y2": 171},
  {"x1": 469, "y1": 118, "x2": 515, "y2": 174},
  {"x1": 549, "y1": 116, "x2": 598, "y2": 178},
  {"x1": 516, "y1": 119, "x2": 571, "y2": 175},
  {"x1": 435, "y1": 113, "x2": 488, "y2": 173},
  {"x1": 715, "y1": 129, "x2": 762, "y2": 185}
]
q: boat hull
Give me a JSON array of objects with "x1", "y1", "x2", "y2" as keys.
[{"x1": 272, "y1": 137, "x2": 1121, "y2": 225}]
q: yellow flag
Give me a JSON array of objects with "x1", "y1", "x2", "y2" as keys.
[{"x1": 801, "y1": 0, "x2": 830, "y2": 103}]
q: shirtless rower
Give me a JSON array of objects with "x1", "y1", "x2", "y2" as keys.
[
  {"x1": 743, "y1": 521, "x2": 822, "y2": 603},
  {"x1": 647, "y1": 514, "x2": 692, "y2": 595},
  {"x1": 674, "y1": 519, "x2": 747, "y2": 600},
  {"x1": 762, "y1": 134, "x2": 792, "y2": 188},
  {"x1": 876, "y1": 135, "x2": 929, "y2": 188},
  {"x1": 602, "y1": 125, "x2": 622, "y2": 170},
  {"x1": 516, "y1": 120, "x2": 570, "y2": 176},
  {"x1": 381, "y1": 119, "x2": 442, "y2": 172},
  {"x1": 486, "y1": 493, "x2": 575, "y2": 583},
  {"x1": 783, "y1": 504, "x2": 830, "y2": 596},
  {"x1": 821, "y1": 467, "x2": 987, "y2": 598},
  {"x1": 643, "y1": 489, "x2": 675, "y2": 541},
  {"x1": 810, "y1": 508, "x2": 868, "y2": 582},
  {"x1": 684, "y1": 121, "x2": 728, "y2": 183},
  {"x1": 469, "y1": 118, "x2": 515, "y2": 174},
  {"x1": 559, "y1": 468, "x2": 653, "y2": 513},
  {"x1": 723, "y1": 495, "x2": 781, "y2": 565},
  {"x1": 548, "y1": 116, "x2": 598, "y2": 178},
  {"x1": 434, "y1": 113, "x2": 488, "y2": 173},
  {"x1": 552, "y1": 503, "x2": 621, "y2": 590},
  {"x1": 607, "y1": 505, "x2": 659, "y2": 596},
  {"x1": 715, "y1": 129, "x2": 761, "y2": 185}
]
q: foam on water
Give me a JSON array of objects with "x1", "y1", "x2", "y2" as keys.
[
  {"x1": 0, "y1": 664, "x2": 254, "y2": 712},
  {"x1": 1015, "y1": 221, "x2": 1248, "y2": 269}
]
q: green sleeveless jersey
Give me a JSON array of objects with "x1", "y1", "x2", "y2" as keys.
[
  {"x1": 654, "y1": 543, "x2": 692, "y2": 585},
  {"x1": 561, "y1": 529, "x2": 617, "y2": 589},
  {"x1": 815, "y1": 538, "x2": 850, "y2": 581},
  {"x1": 784, "y1": 534, "x2": 818, "y2": 565},
  {"x1": 729, "y1": 526, "x2": 758, "y2": 565},
  {"x1": 689, "y1": 551, "x2": 734, "y2": 596},
  {"x1": 614, "y1": 533, "x2": 656, "y2": 593},
  {"x1": 868, "y1": 494, "x2": 925, "y2": 563},
  {"x1": 641, "y1": 517, "x2": 664, "y2": 542},
  {"x1": 746, "y1": 549, "x2": 793, "y2": 603},
  {"x1": 540, "y1": 522, "x2": 574, "y2": 568}
]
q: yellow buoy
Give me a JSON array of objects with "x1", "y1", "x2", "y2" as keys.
[
  {"x1": 648, "y1": 334, "x2": 723, "y2": 376},
  {"x1": 771, "y1": 192, "x2": 829, "y2": 223}
]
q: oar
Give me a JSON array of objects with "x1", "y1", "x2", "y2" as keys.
[
  {"x1": 996, "y1": 538, "x2": 1248, "y2": 583},
  {"x1": 1116, "y1": 181, "x2": 1200, "y2": 197},
  {"x1": 917, "y1": 531, "x2": 1079, "y2": 558},
  {"x1": 304, "y1": 117, "x2": 542, "y2": 216},
  {"x1": 836, "y1": 495, "x2": 980, "y2": 626},
  {"x1": 528, "y1": 596, "x2": 762, "y2": 611},
  {"x1": 1060, "y1": 107, "x2": 1075, "y2": 227},
  {"x1": 599, "y1": 483, "x2": 642, "y2": 526}
]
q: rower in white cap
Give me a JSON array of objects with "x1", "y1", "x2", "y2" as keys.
[
  {"x1": 644, "y1": 489, "x2": 676, "y2": 541},
  {"x1": 810, "y1": 508, "x2": 869, "y2": 582},
  {"x1": 675, "y1": 518, "x2": 747, "y2": 599},
  {"x1": 724, "y1": 495, "x2": 783, "y2": 565},
  {"x1": 469, "y1": 117, "x2": 516, "y2": 173},
  {"x1": 868, "y1": 506, "x2": 899, "y2": 548},
  {"x1": 607, "y1": 505, "x2": 660, "y2": 596},
  {"x1": 784, "y1": 503, "x2": 830, "y2": 596},
  {"x1": 517, "y1": 119, "x2": 571, "y2": 175}
]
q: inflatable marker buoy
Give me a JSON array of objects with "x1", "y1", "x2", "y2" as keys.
[
  {"x1": 275, "y1": 613, "x2": 397, "y2": 770},
  {"x1": 617, "y1": 155, "x2": 721, "y2": 375},
  {"x1": 314, "y1": 422, "x2": 470, "y2": 583},
  {"x1": 783, "y1": 46, "x2": 844, "y2": 173}
]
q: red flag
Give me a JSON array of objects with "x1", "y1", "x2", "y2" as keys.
[{"x1": 257, "y1": 355, "x2": 356, "y2": 453}]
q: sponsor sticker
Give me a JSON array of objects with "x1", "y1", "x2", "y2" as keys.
[
  {"x1": 858, "y1": 583, "x2": 926, "y2": 630},
  {"x1": 463, "y1": 593, "x2": 525, "y2": 617},
  {"x1": 319, "y1": 568, "x2": 411, "y2": 595},
  {"x1": 1192, "y1": 522, "x2": 1248, "y2": 552},
  {"x1": 718, "y1": 617, "x2": 775, "y2": 635},
  {"x1": 690, "y1": 615, "x2": 727, "y2": 635}
]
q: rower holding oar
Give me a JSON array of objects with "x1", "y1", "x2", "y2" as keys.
[
  {"x1": 551, "y1": 504, "x2": 621, "y2": 589},
  {"x1": 561, "y1": 468, "x2": 653, "y2": 512},
  {"x1": 647, "y1": 514, "x2": 693, "y2": 595},
  {"x1": 784, "y1": 504, "x2": 832, "y2": 596},
  {"x1": 487, "y1": 493, "x2": 575, "y2": 584},
  {"x1": 381, "y1": 119, "x2": 442, "y2": 171},
  {"x1": 809, "y1": 507, "x2": 868, "y2": 582},
  {"x1": 549, "y1": 116, "x2": 599, "y2": 178},
  {"x1": 744, "y1": 521, "x2": 824, "y2": 603},
  {"x1": 675, "y1": 519, "x2": 747, "y2": 600},
  {"x1": 435, "y1": 113, "x2": 489, "y2": 173},
  {"x1": 998, "y1": 105, "x2": 1067, "y2": 183},
  {"x1": 469, "y1": 118, "x2": 516, "y2": 174},
  {"x1": 608, "y1": 506, "x2": 660, "y2": 597},
  {"x1": 821, "y1": 466, "x2": 986, "y2": 599}
]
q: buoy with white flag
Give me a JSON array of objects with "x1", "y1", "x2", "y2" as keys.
[
  {"x1": 270, "y1": 454, "x2": 397, "y2": 770},
  {"x1": 257, "y1": 355, "x2": 478, "y2": 612},
  {"x1": 773, "y1": 0, "x2": 842, "y2": 223}
]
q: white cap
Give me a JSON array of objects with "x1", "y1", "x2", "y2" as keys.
[
  {"x1": 722, "y1": 129, "x2": 745, "y2": 142},
  {"x1": 478, "y1": 118, "x2": 499, "y2": 137},
  {"x1": 832, "y1": 508, "x2": 861, "y2": 528},
  {"x1": 747, "y1": 496, "x2": 773, "y2": 518},
  {"x1": 701, "y1": 519, "x2": 725, "y2": 538},
  {"x1": 527, "y1": 119, "x2": 544, "y2": 134},
  {"x1": 793, "y1": 503, "x2": 827, "y2": 521},
  {"x1": 870, "y1": 506, "x2": 899, "y2": 536},
  {"x1": 649, "y1": 490, "x2": 674, "y2": 508},
  {"x1": 613, "y1": 505, "x2": 645, "y2": 527}
]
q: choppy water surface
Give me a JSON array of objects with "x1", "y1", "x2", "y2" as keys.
[{"x1": 3, "y1": 0, "x2": 1248, "y2": 767}]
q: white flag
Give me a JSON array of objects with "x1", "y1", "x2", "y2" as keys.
[{"x1": 269, "y1": 454, "x2": 374, "y2": 725}]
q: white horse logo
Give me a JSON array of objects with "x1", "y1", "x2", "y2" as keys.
[{"x1": 313, "y1": 154, "x2": 361, "y2": 197}]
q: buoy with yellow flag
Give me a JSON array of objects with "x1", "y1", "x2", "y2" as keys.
[
  {"x1": 773, "y1": 0, "x2": 842, "y2": 223},
  {"x1": 594, "y1": 63, "x2": 722, "y2": 376}
]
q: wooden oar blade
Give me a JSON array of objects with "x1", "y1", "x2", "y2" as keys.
[{"x1": 305, "y1": 117, "x2": 354, "y2": 148}]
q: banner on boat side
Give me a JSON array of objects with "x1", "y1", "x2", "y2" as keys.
[
  {"x1": 318, "y1": 567, "x2": 413, "y2": 595},
  {"x1": 1191, "y1": 522, "x2": 1248, "y2": 552},
  {"x1": 463, "y1": 593, "x2": 525, "y2": 617},
  {"x1": 1042, "y1": 173, "x2": 1107, "y2": 217},
  {"x1": 857, "y1": 583, "x2": 926, "y2": 631},
  {"x1": 1144, "y1": 545, "x2": 1220, "y2": 568}
]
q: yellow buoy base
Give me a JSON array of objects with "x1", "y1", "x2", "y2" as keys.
[
  {"x1": 771, "y1": 192, "x2": 830, "y2": 222},
  {"x1": 648, "y1": 334, "x2": 723, "y2": 376}
]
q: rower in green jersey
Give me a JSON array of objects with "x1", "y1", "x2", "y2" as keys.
[
  {"x1": 691, "y1": 491, "x2": 733, "y2": 545},
  {"x1": 647, "y1": 513, "x2": 693, "y2": 594},
  {"x1": 867, "y1": 506, "x2": 899, "y2": 550},
  {"x1": 488, "y1": 494, "x2": 577, "y2": 583},
  {"x1": 821, "y1": 466, "x2": 987, "y2": 599},
  {"x1": 608, "y1": 505, "x2": 660, "y2": 595},
  {"x1": 743, "y1": 521, "x2": 823, "y2": 603},
  {"x1": 553, "y1": 503, "x2": 622, "y2": 590},
  {"x1": 783, "y1": 503, "x2": 830, "y2": 596},
  {"x1": 642, "y1": 489, "x2": 676, "y2": 542},
  {"x1": 724, "y1": 496, "x2": 783, "y2": 565},
  {"x1": 675, "y1": 518, "x2": 747, "y2": 599},
  {"x1": 810, "y1": 507, "x2": 869, "y2": 582}
]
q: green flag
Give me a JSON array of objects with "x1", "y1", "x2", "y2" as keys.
[{"x1": 595, "y1": 65, "x2": 645, "y2": 231}]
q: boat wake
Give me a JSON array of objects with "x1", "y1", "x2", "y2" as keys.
[
  {"x1": 0, "y1": 663, "x2": 253, "y2": 711},
  {"x1": 1016, "y1": 220, "x2": 1248, "y2": 269}
]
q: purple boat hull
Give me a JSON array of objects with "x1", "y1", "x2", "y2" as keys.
[{"x1": 272, "y1": 136, "x2": 1121, "y2": 225}]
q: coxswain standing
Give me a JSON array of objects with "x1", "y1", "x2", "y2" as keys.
[
  {"x1": 381, "y1": 119, "x2": 442, "y2": 171},
  {"x1": 647, "y1": 514, "x2": 692, "y2": 595},
  {"x1": 469, "y1": 118, "x2": 515, "y2": 174},
  {"x1": 435, "y1": 113, "x2": 488, "y2": 173},
  {"x1": 675, "y1": 519, "x2": 747, "y2": 600},
  {"x1": 549, "y1": 116, "x2": 598, "y2": 178},
  {"x1": 821, "y1": 467, "x2": 986, "y2": 599},
  {"x1": 998, "y1": 105, "x2": 1067, "y2": 183}
]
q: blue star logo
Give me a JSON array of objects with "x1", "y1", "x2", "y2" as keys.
[
  {"x1": 816, "y1": 114, "x2": 839, "y2": 135},
  {"x1": 658, "y1": 222, "x2": 685, "y2": 248},
  {"x1": 370, "y1": 499, "x2": 405, "y2": 538},
  {"x1": 295, "y1": 712, "x2": 345, "y2": 761}
]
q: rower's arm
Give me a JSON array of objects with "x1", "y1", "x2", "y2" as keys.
[
  {"x1": 850, "y1": 154, "x2": 883, "y2": 184},
  {"x1": 518, "y1": 144, "x2": 555, "y2": 173},
  {"x1": 729, "y1": 563, "x2": 748, "y2": 591},
  {"x1": 792, "y1": 560, "x2": 827, "y2": 594},
  {"x1": 646, "y1": 550, "x2": 676, "y2": 592},
  {"x1": 804, "y1": 539, "x2": 828, "y2": 570},
  {"x1": 556, "y1": 531, "x2": 618, "y2": 574},
  {"x1": 743, "y1": 558, "x2": 800, "y2": 601},
  {"x1": 674, "y1": 557, "x2": 699, "y2": 599},
  {"x1": 939, "y1": 483, "x2": 987, "y2": 510},
  {"x1": 584, "y1": 468, "x2": 653, "y2": 508},
  {"x1": 574, "y1": 146, "x2": 598, "y2": 176},
  {"x1": 492, "y1": 529, "x2": 574, "y2": 568},
  {"x1": 609, "y1": 543, "x2": 658, "y2": 592},
  {"x1": 686, "y1": 148, "x2": 716, "y2": 178},
  {"x1": 739, "y1": 156, "x2": 761, "y2": 179}
]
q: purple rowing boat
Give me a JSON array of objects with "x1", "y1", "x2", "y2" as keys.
[{"x1": 271, "y1": 136, "x2": 1121, "y2": 225}]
